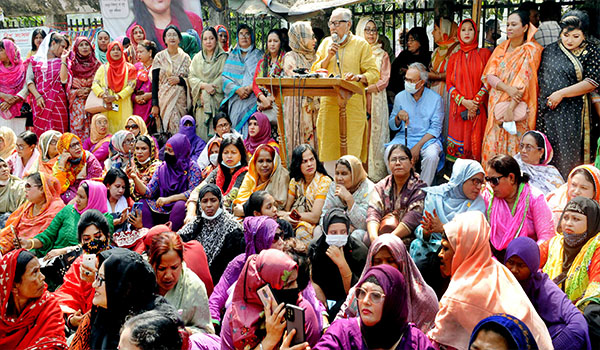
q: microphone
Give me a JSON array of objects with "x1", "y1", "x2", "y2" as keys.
[{"x1": 331, "y1": 33, "x2": 343, "y2": 77}]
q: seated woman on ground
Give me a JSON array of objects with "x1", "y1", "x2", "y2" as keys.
[
  {"x1": 104, "y1": 130, "x2": 135, "y2": 171},
  {"x1": 127, "y1": 134, "x2": 162, "y2": 202},
  {"x1": 104, "y1": 168, "x2": 134, "y2": 232},
  {"x1": 54, "y1": 209, "x2": 113, "y2": 331},
  {"x1": 280, "y1": 144, "x2": 332, "y2": 243},
  {"x1": 148, "y1": 231, "x2": 214, "y2": 334},
  {"x1": 0, "y1": 157, "x2": 26, "y2": 227},
  {"x1": 82, "y1": 114, "x2": 112, "y2": 164},
  {"x1": 469, "y1": 314, "x2": 539, "y2": 350},
  {"x1": 242, "y1": 190, "x2": 278, "y2": 220},
  {"x1": 514, "y1": 130, "x2": 564, "y2": 195},
  {"x1": 7, "y1": 131, "x2": 40, "y2": 179},
  {"x1": 243, "y1": 111, "x2": 280, "y2": 159},
  {"x1": 0, "y1": 172, "x2": 65, "y2": 255},
  {"x1": 197, "y1": 112, "x2": 242, "y2": 169},
  {"x1": 33, "y1": 130, "x2": 61, "y2": 175},
  {"x1": 233, "y1": 143, "x2": 289, "y2": 217},
  {"x1": 547, "y1": 164, "x2": 600, "y2": 224}
]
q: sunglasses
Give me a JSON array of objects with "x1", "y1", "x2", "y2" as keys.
[
  {"x1": 355, "y1": 287, "x2": 386, "y2": 304},
  {"x1": 484, "y1": 175, "x2": 505, "y2": 186},
  {"x1": 125, "y1": 124, "x2": 139, "y2": 130}
]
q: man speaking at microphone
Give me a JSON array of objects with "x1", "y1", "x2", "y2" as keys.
[{"x1": 311, "y1": 8, "x2": 380, "y2": 175}]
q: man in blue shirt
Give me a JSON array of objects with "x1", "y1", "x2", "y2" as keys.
[{"x1": 386, "y1": 62, "x2": 443, "y2": 185}]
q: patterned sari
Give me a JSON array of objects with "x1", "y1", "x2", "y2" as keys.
[
  {"x1": 30, "y1": 58, "x2": 68, "y2": 135},
  {"x1": 68, "y1": 37, "x2": 100, "y2": 140},
  {"x1": 153, "y1": 47, "x2": 191, "y2": 134}
]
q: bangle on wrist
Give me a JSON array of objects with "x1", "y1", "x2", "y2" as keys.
[{"x1": 28, "y1": 239, "x2": 35, "y2": 250}]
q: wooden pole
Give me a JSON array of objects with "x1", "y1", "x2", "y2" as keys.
[{"x1": 472, "y1": 0, "x2": 482, "y2": 28}]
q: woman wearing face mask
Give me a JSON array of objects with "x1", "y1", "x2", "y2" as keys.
[
  {"x1": 514, "y1": 130, "x2": 564, "y2": 195},
  {"x1": 53, "y1": 133, "x2": 103, "y2": 204},
  {"x1": 69, "y1": 248, "x2": 167, "y2": 350},
  {"x1": 0, "y1": 249, "x2": 67, "y2": 350},
  {"x1": 336, "y1": 234, "x2": 439, "y2": 332},
  {"x1": 481, "y1": 10, "x2": 543, "y2": 164},
  {"x1": 32, "y1": 130, "x2": 61, "y2": 176},
  {"x1": 189, "y1": 27, "x2": 229, "y2": 141},
  {"x1": 243, "y1": 111, "x2": 280, "y2": 158},
  {"x1": 185, "y1": 135, "x2": 248, "y2": 222},
  {"x1": 105, "y1": 130, "x2": 135, "y2": 171},
  {"x1": 505, "y1": 237, "x2": 591, "y2": 350},
  {"x1": 309, "y1": 208, "x2": 368, "y2": 322},
  {"x1": 537, "y1": 10, "x2": 600, "y2": 178},
  {"x1": 320, "y1": 155, "x2": 374, "y2": 244},
  {"x1": 15, "y1": 180, "x2": 113, "y2": 260},
  {"x1": 0, "y1": 158, "x2": 26, "y2": 226},
  {"x1": 410, "y1": 159, "x2": 486, "y2": 273},
  {"x1": 540, "y1": 196, "x2": 600, "y2": 344},
  {"x1": 178, "y1": 184, "x2": 244, "y2": 282},
  {"x1": 54, "y1": 210, "x2": 113, "y2": 331},
  {"x1": 0, "y1": 173, "x2": 64, "y2": 255},
  {"x1": 445, "y1": 19, "x2": 492, "y2": 162},
  {"x1": 221, "y1": 249, "x2": 321, "y2": 350},
  {"x1": 148, "y1": 231, "x2": 214, "y2": 334},
  {"x1": 547, "y1": 164, "x2": 600, "y2": 224},
  {"x1": 128, "y1": 134, "x2": 162, "y2": 202},
  {"x1": 304, "y1": 265, "x2": 435, "y2": 350},
  {"x1": 104, "y1": 168, "x2": 134, "y2": 233},
  {"x1": 196, "y1": 112, "x2": 242, "y2": 169},
  {"x1": 208, "y1": 216, "x2": 283, "y2": 325},
  {"x1": 137, "y1": 133, "x2": 202, "y2": 231},
  {"x1": 201, "y1": 137, "x2": 221, "y2": 179},
  {"x1": 177, "y1": 115, "x2": 206, "y2": 162},
  {"x1": 83, "y1": 114, "x2": 112, "y2": 164},
  {"x1": 65, "y1": 36, "x2": 101, "y2": 140},
  {"x1": 233, "y1": 144, "x2": 289, "y2": 217},
  {"x1": 8, "y1": 131, "x2": 40, "y2": 179}
]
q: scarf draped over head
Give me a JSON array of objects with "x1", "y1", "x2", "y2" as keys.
[
  {"x1": 180, "y1": 31, "x2": 201, "y2": 59},
  {"x1": 0, "y1": 249, "x2": 68, "y2": 350},
  {"x1": 469, "y1": 314, "x2": 538, "y2": 350},
  {"x1": 337, "y1": 155, "x2": 367, "y2": 193},
  {"x1": 90, "y1": 114, "x2": 110, "y2": 145},
  {"x1": 111, "y1": 130, "x2": 133, "y2": 156},
  {"x1": 323, "y1": 207, "x2": 350, "y2": 234},
  {"x1": 0, "y1": 39, "x2": 26, "y2": 97},
  {"x1": 125, "y1": 115, "x2": 149, "y2": 136},
  {"x1": 523, "y1": 130, "x2": 554, "y2": 165},
  {"x1": 127, "y1": 24, "x2": 147, "y2": 48},
  {"x1": 557, "y1": 196, "x2": 600, "y2": 268},
  {"x1": 230, "y1": 249, "x2": 298, "y2": 349},
  {"x1": 55, "y1": 133, "x2": 88, "y2": 193},
  {"x1": 215, "y1": 25, "x2": 230, "y2": 52},
  {"x1": 76, "y1": 179, "x2": 108, "y2": 214},
  {"x1": 69, "y1": 36, "x2": 100, "y2": 79},
  {"x1": 288, "y1": 21, "x2": 316, "y2": 62},
  {"x1": 355, "y1": 17, "x2": 385, "y2": 58},
  {"x1": 358, "y1": 265, "x2": 409, "y2": 349},
  {"x1": 429, "y1": 211, "x2": 553, "y2": 349},
  {"x1": 156, "y1": 133, "x2": 192, "y2": 197},
  {"x1": 244, "y1": 111, "x2": 276, "y2": 155},
  {"x1": 39, "y1": 130, "x2": 62, "y2": 162},
  {"x1": 133, "y1": 134, "x2": 159, "y2": 175},
  {"x1": 95, "y1": 30, "x2": 111, "y2": 64},
  {"x1": 178, "y1": 115, "x2": 206, "y2": 157},
  {"x1": 106, "y1": 41, "x2": 136, "y2": 92},
  {"x1": 458, "y1": 19, "x2": 479, "y2": 53},
  {"x1": 569, "y1": 165, "x2": 600, "y2": 203},
  {"x1": 0, "y1": 126, "x2": 16, "y2": 160},
  {"x1": 243, "y1": 215, "x2": 279, "y2": 257}
]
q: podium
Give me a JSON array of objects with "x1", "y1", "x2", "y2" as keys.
[{"x1": 255, "y1": 77, "x2": 364, "y2": 165}]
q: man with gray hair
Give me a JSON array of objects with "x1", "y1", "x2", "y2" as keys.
[
  {"x1": 385, "y1": 62, "x2": 443, "y2": 185},
  {"x1": 312, "y1": 7, "x2": 380, "y2": 175}
]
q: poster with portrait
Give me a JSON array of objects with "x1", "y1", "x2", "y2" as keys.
[{"x1": 100, "y1": 0, "x2": 203, "y2": 50}]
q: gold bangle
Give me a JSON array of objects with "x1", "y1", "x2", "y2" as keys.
[{"x1": 28, "y1": 239, "x2": 35, "y2": 250}]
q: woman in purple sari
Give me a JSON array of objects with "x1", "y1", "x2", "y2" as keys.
[
  {"x1": 132, "y1": 40, "x2": 157, "y2": 122},
  {"x1": 137, "y1": 133, "x2": 202, "y2": 230},
  {"x1": 301, "y1": 265, "x2": 435, "y2": 350}
]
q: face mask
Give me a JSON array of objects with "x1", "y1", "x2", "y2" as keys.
[
  {"x1": 82, "y1": 238, "x2": 109, "y2": 254},
  {"x1": 138, "y1": 156, "x2": 151, "y2": 164},
  {"x1": 0, "y1": 179, "x2": 8, "y2": 186},
  {"x1": 69, "y1": 157, "x2": 82, "y2": 164},
  {"x1": 209, "y1": 153, "x2": 218, "y2": 166},
  {"x1": 333, "y1": 33, "x2": 348, "y2": 44},
  {"x1": 240, "y1": 44, "x2": 253, "y2": 53},
  {"x1": 164, "y1": 153, "x2": 177, "y2": 166},
  {"x1": 201, "y1": 207, "x2": 223, "y2": 220},
  {"x1": 221, "y1": 160, "x2": 241, "y2": 169},
  {"x1": 272, "y1": 287, "x2": 300, "y2": 306},
  {"x1": 326, "y1": 234, "x2": 348, "y2": 247},
  {"x1": 563, "y1": 232, "x2": 588, "y2": 247},
  {"x1": 404, "y1": 81, "x2": 418, "y2": 95}
]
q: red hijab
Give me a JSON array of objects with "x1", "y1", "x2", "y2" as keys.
[
  {"x1": 450, "y1": 19, "x2": 491, "y2": 99},
  {"x1": 0, "y1": 249, "x2": 68, "y2": 349},
  {"x1": 69, "y1": 36, "x2": 100, "y2": 79},
  {"x1": 106, "y1": 41, "x2": 136, "y2": 92},
  {"x1": 127, "y1": 24, "x2": 147, "y2": 47}
]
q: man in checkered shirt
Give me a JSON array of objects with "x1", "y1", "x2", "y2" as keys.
[{"x1": 533, "y1": 1, "x2": 562, "y2": 48}]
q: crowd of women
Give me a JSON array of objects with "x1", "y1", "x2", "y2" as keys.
[{"x1": 1, "y1": 2, "x2": 600, "y2": 350}]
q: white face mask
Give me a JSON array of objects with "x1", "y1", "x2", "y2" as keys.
[
  {"x1": 0, "y1": 179, "x2": 8, "y2": 186},
  {"x1": 201, "y1": 207, "x2": 223, "y2": 220},
  {"x1": 405, "y1": 81, "x2": 419, "y2": 95},
  {"x1": 221, "y1": 160, "x2": 241, "y2": 169},
  {"x1": 209, "y1": 153, "x2": 218, "y2": 166},
  {"x1": 326, "y1": 234, "x2": 348, "y2": 247}
]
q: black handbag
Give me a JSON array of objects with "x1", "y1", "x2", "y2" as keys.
[{"x1": 40, "y1": 247, "x2": 82, "y2": 291}]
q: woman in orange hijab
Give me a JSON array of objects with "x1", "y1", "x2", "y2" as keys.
[{"x1": 90, "y1": 41, "x2": 137, "y2": 134}]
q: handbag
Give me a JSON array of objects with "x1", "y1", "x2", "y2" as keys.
[
  {"x1": 85, "y1": 64, "x2": 111, "y2": 114},
  {"x1": 40, "y1": 247, "x2": 82, "y2": 291},
  {"x1": 494, "y1": 100, "x2": 528, "y2": 122}
]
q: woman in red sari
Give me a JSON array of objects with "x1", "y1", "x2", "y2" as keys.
[
  {"x1": 446, "y1": 19, "x2": 492, "y2": 162},
  {"x1": 28, "y1": 33, "x2": 69, "y2": 135},
  {"x1": 0, "y1": 249, "x2": 67, "y2": 349}
]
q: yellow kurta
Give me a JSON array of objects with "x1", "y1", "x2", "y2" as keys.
[
  {"x1": 311, "y1": 34, "x2": 379, "y2": 162},
  {"x1": 91, "y1": 65, "x2": 135, "y2": 134}
]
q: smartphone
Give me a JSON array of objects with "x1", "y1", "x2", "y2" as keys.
[
  {"x1": 132, "y1": 202, "x2": 143, "y2": 213},
  {"x1": 285, "y1": 304, "x2": 306, "y2": 346},
  {"x1": 12, "y1": 226, "x2": 21, "y2": 249},
  {"x1": 290, "y1": 209, "x2": 301, "y2": 221},
  {"x1": 257, "y1": 284, "x2": 276, "y2": 310},
  {"x1": 82, "y1": 254, "x2": 96, "y2": 272}
]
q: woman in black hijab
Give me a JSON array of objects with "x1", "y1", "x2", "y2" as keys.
[{"x1": 388, "y1": 27, "x2": 432, "y2": 101}]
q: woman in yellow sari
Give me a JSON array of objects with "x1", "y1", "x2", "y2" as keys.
[{"x1": 481, "y1": 10, "x2": 543, "y2": 164}]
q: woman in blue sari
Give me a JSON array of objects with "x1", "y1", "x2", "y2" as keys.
[{"x1": 221, "y1": 24, "x2": 263, "y2": 136}]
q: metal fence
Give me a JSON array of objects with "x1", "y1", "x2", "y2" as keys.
[
  {"x1": 0, "y1": 17, "x2": 44, "y2": 29},
  {"x1": 227, "y1": 11, "x2": 282, "y2": 51}
]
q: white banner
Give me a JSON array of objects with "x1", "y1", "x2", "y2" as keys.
[{"x1": 0, "y1": 26, "x2": 50, "y2": 58}]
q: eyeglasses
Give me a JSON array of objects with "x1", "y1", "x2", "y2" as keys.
[
  {"x1": 95, "y1": 274, "x2": 105, "y2": 286},
  {"x1": 364, "y1": 29, "x2": 378, "y2": 34},
  {"x1": 239, "y1": 32, "x2": 251, "y2": 38},
  {"x1": 125, "y1": 124, "x2": 139, "y2": 130},
  {"x1": 389, "y1": 156, "x2": 410, "y2": 164},
  {"x1": 484, "y1": 175, "x2": 505, "y2": 186},
  {"x1": 468, "y1": 178, "x2": 485, "y2": 187},
  {"x1": 165, "y1": 32, "x2": 179, "y2": 38},
  {"x1": 69, "y1": 141, "x2": 82, "y2": 151},
  {"x1": 216, "y1": 122, "x2": 230, "y2": 130},
  {"x1": 519, "y1": 143, "x2": 542, "y2": 152},
  {"x1": 16, "y1": 144, "x2": 30, "y2": 150},
  {"x1": 50, "y1": 139, "x2": 58, "y2": 145},
  {"x1": 125, "y1": 138, "x2": 135, "y2": 145},
  {"x1": 328, "y1": 20, "x2": 349, "y2": 28},
  {"x1": 355, "y1": 287, "x2": 386, "y2": 304}
]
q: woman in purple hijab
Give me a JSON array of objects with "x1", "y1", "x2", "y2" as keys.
[
  {"x1": 137, "y1": 133, "x2": 202, "y2": 230},
  {"x1": 505, "y1": 237, "x2": 591, "y2": 350},
  {"x1": 178, "y1": 115, "x2": 206, "y2": 162}
]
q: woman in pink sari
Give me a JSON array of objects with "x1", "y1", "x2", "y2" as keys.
[
  {"x1": 27, "y1": 33, "x2": 69, "y2": 135},
  {"x1": 132, "y1": 40, "x2": 157, "y2": 122},
  {"x1": 0, "y1": 39, "x2": 27, "y2": 128},
  {"x1": 66, "y1": 36, "x2": 100, "y2": 140}
]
